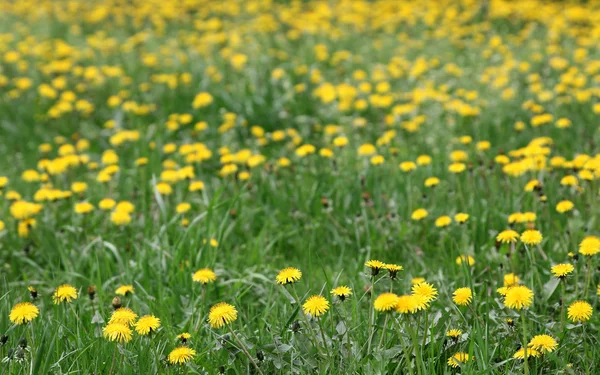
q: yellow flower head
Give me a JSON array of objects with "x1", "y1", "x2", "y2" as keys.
[
  {"x1": 168, "y1": 346, "x2": 197, "y2": 365},
  {"x1": 275, "y1": 267, "x2": 302, "y2": 285},
  {"x1": 504, "y1": 285, "x2": 533, "y2": 310},
  {"x1": 452, "y1": 287, "x2": 473, "y2": 306},
  {"x1": 109, "y1": 307, "x2": 138, "y2": 326},
  {"x1": 53, "y1": 284, "x2": 78, "y2": 304},
  {"x1": 9, "y1": 302, "x2": 39, "y2": 324},
  {"x1": 374, "y1": 293, "x2": 399, "y2": 312},
  {"x1": 456, "y1": 255, "x2": 475, "y2": 266},
  {"x1": 447, "y1": 352, "x2": 471, "y2": 368},
  {"x1": 412, "y1": 282, "x2": 438, "y2": 304},
  {"x1": 454, "y1": 213, "x2": 469, "y2": 224},
  {"x1": 208, "y1": 302, "x2": 238, "y2": 329},
  {"x1": 135, "y1": 315, "x2": 161, "y2": 335},
  {"x1": 303, "y1": 295, "x2": 330, "y2": 317},
  {"x1": 528, "y1": 334, "x2": 557, "y2": 353},
  {"x1": 103, "y1": 322, "x2": 133, "y2": 343},
  {"x1": 115, "y1": 285, "x2": 135, "y2": 296},
  {"x1": 513, "y1": 347, "x2": 540, "y2": 360},
  {"x1": 446, "y1": 329, "x2": 463, "y2": 338},
  {"x1": 330, "y1": 286, "x2": 352, "y2": 301},
  {"x1": 551, "y1": 264, "x2": 574, "y2": 278},
  {"x1": 579, "y1": 236, "x2": 600, "y2": 256},
  {"x1": 192, "y1": 268, "x2": 217, "y2": 284},
  {"x1": 395, "y1": 295, "x2": 419, "y2": 314},
  {"x1": 568, "y1": 300, "x2": 592, "y2": 322},
  {"x1": 411, "y1": 208, "x2": 428, "y2": 221},
  {"x1": 364, "y1": 260, "x2": 386, "y2": 275},
  {"x1": 496, "y1": 229, "x2": 519, "y2": 244},
  {"x1": 435, "y1": 216, "x2": 452, "y2": 227},
  {"x1": 520, "y1": 230, "x2": 542, "y2": 245}
]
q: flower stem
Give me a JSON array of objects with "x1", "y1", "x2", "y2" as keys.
[
  {"x1": 317, "y1": 317, "x2": 331, "y2": 359},
  {"x1": 521, "y1": 311, "x2": 529, "y2": 375},
  {"x1": 227, "y1": 325, "x2": 264, "y2": 375},
  {"x1": 378, "y1": 313, "x2": 389, "y2": 350},
  {"x1": 367, "y1": 275, "x2": 375, "y2": 356}
]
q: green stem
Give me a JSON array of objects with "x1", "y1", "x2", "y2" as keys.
[
  {"x1": 393, "y1": 317, "x2": 414, "y2": 375},
  {"x1": 378, "y1": 313, "x2": 389, "y2": 350},
  {"x1": 521, "y1": 311, "x2": 529, "y2": 375},
  {"x1": 367, "y1": 275, "x2": 375, "y2": 356},
  {"x1": 227, "y1": 325, "x2": 264, "y2": 375},
  {"x1": 317, "y1": 317, "x2": 331, "y2": 359}
]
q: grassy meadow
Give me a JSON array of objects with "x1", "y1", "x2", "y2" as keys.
[{"x1": 1, "y1": 0, "x2": 600, "y2": 374}]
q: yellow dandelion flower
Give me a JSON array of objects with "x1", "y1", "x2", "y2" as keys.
[
  {"x1": 330, "y1": 286, "x2": 352, "y2": 301},
  {"x1": 52, "y1": 284, "x2": 78, "y2": 304},
  {"x1": 513, "y1": 347, "x2": 540, "y2": 359},
  {"x1": 374, "y1": 293, "x2": 399, "y2": 312},
  {"x1": 412, "y1": 282, "x2": 438, "y2": 304},
  {"x1": 208, "y1": 302, "x2": 238, "y2": 329},
  {"x1": 446, "y1": 329, "x2": 463, "y2": 338},
  {"x1": 568, "y1": 301, "x2": 592, "y2": 322},
  {"x1": 9, "y1": 302, "x2": 39, "y2": 325},
  {"x1": 109, "y1": 307, "x2": 138, "y2": 326},
  {"x1": 103, "y1": 322, "x2": 133, "y2": 343},
  {"x1": 275, "y1": 267, "x2": 302, "y2": 285},
  {"x1": 504, "y1": 285, "x2": 533, "y2": 310},
  {"x1": 528, "y1": 334, "x2": 557, "y2": 353},
  {"x1": 452, "y1": 287, "x2": 473, "y2": 306},
  {"x1": 168, "y1": 346, "x2": 197, "y2": 365},
  {"x1": 520, "y1": 230, "x2": 542, "y2": 245},
  {"x1": 447, "y1": 352, "x2": 471, "y2": 368},
  {"x1": 551, "y1": 264, "x2": 574, "y2": 278},
  {"x1": 303, "y1": 295, "x2": 330, "y2": 317},
  {"x1": 115, "y1": 285, "x2": 135, "y2": 296},
  {"x1": 435, "y1": 216, "x2": 452, "y2": 227},
  {"x1": 135, "y1": 315, "x2": 161, "y2": 336},
  {"x1": 496, "y1": 229, "x2": 519, "y2": 244},
  {"x1": 192, "y1": 268, "x2": 217, "y2": 284}
]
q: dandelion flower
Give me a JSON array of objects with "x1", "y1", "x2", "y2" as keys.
[
  {"x1": 330, "y1": 286, "x2": 352, "y2": 301},
  {"x1": 504, "y1": 285, "x2": 533, "y2": 310},
  {"x1": 9, "y1": 302, "x2": 39, "y2": 325},
  {"x1": 447, "y1": 352, "x2": 471, "y2": 368},
  {"x1": 568, "y1": 301, "x2": 592, "y2": 322},
  {"x1": 454, "y1": 213, "x2": 469, "y2": 224},
  {"x1": 52, "y1": 284, "x2": 78, "y2": 304},
  {"x1": 103, "y1": 322, "x2": 132, "y2": 343},
  {"x1": 115, "y1": 285, "x2": 134, "y2": 296},
  {"x1": 110, "y1": 211, "x2": 131, "y2": 225},
  {"x1": 168, "y1": 346, "x2": 197, "y2": 365},
  {"x1": 579, "y1": 236, "x2": 600, "y2": 256},
  {"x1": 456, "y1": 255, "x2": 475, "y2": 266},
  {"x1": 496, "y1": 229, "x2": 519, "y2": 244},
  {"x1": 303, "y1": 295, "x2": 330, "y2": 317},
  {"x1": 109, "y1": 307, "x2": 138, "y2": 326},
  {"x1": 551, "y1": 264, "x2": 574, "y2": 279},
  {"x1": 135, "y1": 315, "x2": 161, "y2": 336},
  {"x1": 412, "y1": 282, "x2": 438, "y2": 304},
  {"x1": 395, "y1": 295, "x2": 418, "y2": 314},
  {"x1": 453, "y1": 288, "x2": 473, "y2": 306},
  {"x1": 177, "y1": 332, "x2": 191, "y2": 344},
  {"x1": 513, "y1": 347, "x2": 540, "y2": 359},
  {"x1": 374, "y1": 293, "x2": 399, "y2": 312},
  {"x1": 446, "y1": 329, "x2": 463, "y2": 339},
  {"x1": 208, "y1": 302, "x2": 238, "y2": 329},
  {"x1": 275, "y1": 267, "x2": 302, "y2": 285},
  {"x1": 384, "y1": 263, "x2": 403, "y2": 279},
  {"x1": 556, "y1": 200, "x2": 574, "y2": 213},
  {"x1": 435, "y1": 216, "x2": 452, "y2": 227},
  {"x1": 528, "y1": 334, "x2": 557, "y2": 353},
  {"x1": 503, "y1": 273, "x2": 520, "y2": 287},
  {"x1": 520, "y1": 230, "x2": 542, "y2": 245},
  {"x1": 365, "y1": 260, "x2": 386, "y2": 276},
  {"x1": 411, "y1": 208, "x2": 428, "y2": 221},
  {"x1": 192, "y1": 268, "x2": 217, "y2": 284}
]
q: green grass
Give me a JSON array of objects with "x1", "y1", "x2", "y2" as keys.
[{"x1": 1, "y1": 0, "x2": 600, "y2": 374}]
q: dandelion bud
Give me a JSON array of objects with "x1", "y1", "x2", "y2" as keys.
[
  {"x1": 112, "y1": 296, "x2": 122, "y2": 310},
  {"x1": 88, "y1": 285, "x2": 96, "y2": 301}
]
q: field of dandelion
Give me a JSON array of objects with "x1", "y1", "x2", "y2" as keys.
[{"x1": 1, "y1": 0, "x2": 600, "y2": 374}]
